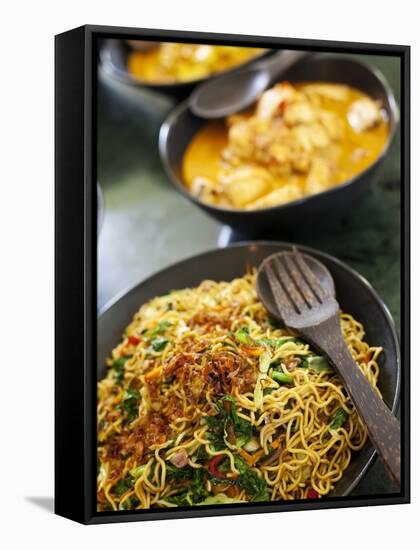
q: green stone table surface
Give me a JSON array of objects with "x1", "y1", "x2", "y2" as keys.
[{"x1": 97, "y1": 52, "x2": 401, "y2": 497}]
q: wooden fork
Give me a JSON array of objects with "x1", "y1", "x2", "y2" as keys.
[{"x1": 257, "y1": 249, "x2": 401, "y2": 488}]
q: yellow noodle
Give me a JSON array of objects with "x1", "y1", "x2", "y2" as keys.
[{"x1": 97, "y1": 272, "x2": 382, "y2": 511}]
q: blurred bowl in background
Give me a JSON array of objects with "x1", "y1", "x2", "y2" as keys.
[
  {"x1": 99, "y1": 39, "x2": 272, "y2": 100},
  {"x1": 159, "y1": 54, "x2": 399, "y2": 235}
]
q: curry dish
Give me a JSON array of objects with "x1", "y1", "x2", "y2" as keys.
[
  {"x1": 127, "y1": 42, "x2": 265, "y2": 84},
  {"x1": 182, "y1": 82, "x2": 389, "y2": 210}
]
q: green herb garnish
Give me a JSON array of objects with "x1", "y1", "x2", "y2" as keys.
[
  {"x1": 270, "y1": 371, "x2": 293, "y2": 384},
  {"x1": 329, "y1": 408, "x2": 348, "y2": 430},
  {"x1": 166, "y1": 463, "x2": 193, "y2": 481},
  {"x1": 118, "y1": 496, "x2": 140, "y2": 510},
  {"x1": 150, "y1": 321, "x2": 171, "y2": 338},
  {"x1": 190, "y1": 468, "x2": 209, "y2": 503},
  {"x1": 205, "y1": 396, "x2": 253, "y2": 450},
  {"x1": 165, "y1": 491, "x2": 190, "y2": 506},
  {"x1": 256, "y1": 336, "x2": 303, "y2": 348},
  {"x1": 165, "y1": 467, "x2": 209, "y2": 505},
  {"x1": 194, "y1": 446, "x2": 210, "y2": 462},
  {"x1": 120, "y1": 387, "x2": 140, "y2": 422},
  {"x1": 129, "y1": 464, "x2": 147, "y2": 478},
  {"x1": 235, "y1": 326, "x2": 251, "y2": 345},
  {"x1": 301, "y1": 355, "x2": 330, "y2": 372},
  {"x1": 263, "y1": 387, "x2": 277, "y2": 396},
  {"x1": 112, "y1": 355, "x2": 132, "y2": 384},
  {"x1": 151, "y1": 337, "x2": 170, "y2": 352},
  {"x1": 234, "y1": 456, "x2": 268, "y2": 502},
  {"x1": 114, "y1": 475, "x2": 134, "y2": 497}
]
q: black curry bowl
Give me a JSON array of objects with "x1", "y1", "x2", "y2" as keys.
[
  {"x1": 99, "y1": 39, "x2": 272, "y2": 100},
  {"x1": 159, "y1": 55, "x2": 399, "y2": 234},
  {"x1": 97, "y1": 242, "x2": 400, "y2": 500}
]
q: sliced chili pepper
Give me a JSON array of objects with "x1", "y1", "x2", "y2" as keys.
[
  {"x1": 209, "y1": 454, "x2": 226, "y2": 478},
  {"x1": 307, "y1": 489, "x2": 319, "y2": 499},
  {"x1": 128, "y1": 336, "x2": 140, "y2": 346}
]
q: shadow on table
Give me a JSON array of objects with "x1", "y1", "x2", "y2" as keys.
[{"x1": 25, "y1": 496, "x2": 54, "y2": 514}]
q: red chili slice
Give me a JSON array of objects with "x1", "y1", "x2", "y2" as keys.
[
  {"x1": 307, "y1": 489, "x2": 319, "y2": 499},
  {"x1": 128, "y1": 336, "x2": 140, "y2": 346},
  {"x1": 209, "y1": 454, "x2": 226, "y2": 478}
]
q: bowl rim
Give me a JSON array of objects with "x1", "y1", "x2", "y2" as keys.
[
  {"x1": 98, "y1": 240, "x2": 401, "y2": 498},
  {"x1": 99, "y1": 38, "x2": 272, "y2": 90},
  {"x1": 159, "y1": 54, "x2": 400, "y2": 216}
]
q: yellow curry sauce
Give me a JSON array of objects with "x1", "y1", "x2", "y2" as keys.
[
  {"x1": 127, "y1": 43, "x2": 265, "y2": 84},
  {"x1": 182, "y1": 82, "x2": 389, "y2": 210}
]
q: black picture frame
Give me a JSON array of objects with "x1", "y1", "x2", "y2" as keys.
[{"x1": 55, "y1": 24, "x2": 410, "y2": 525}]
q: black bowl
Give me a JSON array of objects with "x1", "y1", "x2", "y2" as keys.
[
  {"x1": 99, "y1": 39, "x2": 271, "y2": 100},
  {"x1": 159, "y1": 54, "x2": 399, "y2": 234},
  {"x1": 98, "y1": 242, "x2": 400, "y2": 497}
]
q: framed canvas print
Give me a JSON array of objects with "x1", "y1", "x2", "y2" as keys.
[{"x1": 55, "y1": 25, "x2": 410, "y2": 525}]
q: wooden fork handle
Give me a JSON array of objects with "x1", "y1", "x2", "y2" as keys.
[{"x1": 302, "y1": 321, "x2": 401, "y2": 489}]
